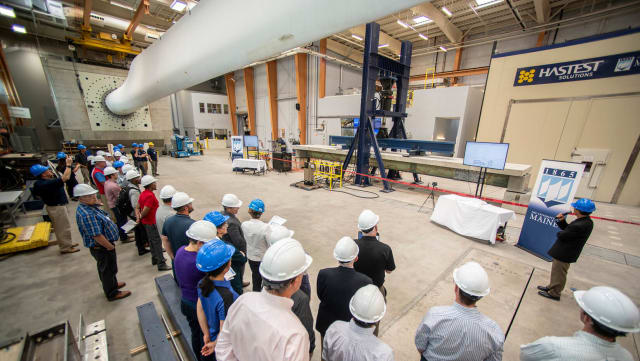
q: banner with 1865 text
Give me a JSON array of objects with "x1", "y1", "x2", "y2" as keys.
[{"x1": 517, "y1": 160, "x2": 585, "y2": 261}]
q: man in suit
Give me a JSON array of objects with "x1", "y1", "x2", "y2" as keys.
[
  {"x1": 220, "y1": 193, "x2": 249, "y2": 294},
  {"x1": 316, "y1": 237, "x2": 373, "y2": 352},
  {"x1": 538, "y1": 198, "x2": 595, "y2": 301}
]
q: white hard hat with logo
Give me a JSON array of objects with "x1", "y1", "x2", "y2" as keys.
[
  {"x1": 185, "y1": 220, "x2": 218, "y2": 243},
  {"x1": 159, "y1": 185, "x2": 177, "y2": 200},
  {"x1": 221, "y1": 193, "x2": 242, "y2": 208},
  {"x1": 349, "y1": 284, "x2": 386, "y2": 323},
  {"x1": 259, "y1": 238, "x2": 312, "y2": 282},
  {"x1": 93, "y1": 155, "x2": 106, "y2": 162},
  {"x1": 453, "y1": 261, "x2": 490, "y2": 297},
  {"x1": 125, "y1": 169, "x2": 140, "y2": 180},
  {"x1": 334, "y1": 236, "x2": 359, "y2": 262},
  {"x1": 172, "y1": 192, "x2": 194, "y2": 208},
  {"x1": 358, "y1": 209, "x2": 379, "y2": 231},
  {"x1": 574, "y1": 286, "x2": 640, "y2": 333},
  {"x1": 122, "y1": 164, "x2": 134, "y2": 174},
  {"x1": 103, "y1": 166, "x2": 117, "y2": 176},
  {"x1": 114, "y1": 151, "x2": 122, "y2": 157},
  {"x1": 266, "y1": 225, "x2": 294, "y2": 245},
  {"x1": 73, "y1": 184, "x2": 98, "y2": 197},
  {"x1": 140, "y1": 175, "x2": 157, "y2": 187}
]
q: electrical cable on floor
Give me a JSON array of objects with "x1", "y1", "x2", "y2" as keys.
[{"x1": 0, "y1": 229, "x2": 17, "y2": 245}]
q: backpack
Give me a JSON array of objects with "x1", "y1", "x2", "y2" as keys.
[
  {"x1": 214, "y1": 286, "x2": 235, "y2": 315},
  {"x1": 116, "y1": 185, "x2": 138, "y2": 219}
]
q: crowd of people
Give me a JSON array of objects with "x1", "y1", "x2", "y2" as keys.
[{"x1": 28, "y1": 143, "x2": 640, "y2": 361}]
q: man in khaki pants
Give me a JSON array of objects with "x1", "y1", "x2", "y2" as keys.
[{"x1": 30, "y1": 159, "x2": 80, "y2": 254}]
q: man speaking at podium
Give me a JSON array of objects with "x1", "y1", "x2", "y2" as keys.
[{"x1": 538, "y1": 198, "x2": 595, "y2": 301}]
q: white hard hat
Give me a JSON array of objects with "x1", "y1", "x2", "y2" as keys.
[
  {"x1": 358, "y1": 209, "x2": 379, "y2": 231},
  {"x1": 140, "y1": 175, "x2": 157, "y2": 187},
  {"x1": 259, "y1": 238, "x2": 312, "y2": 282},
  {"x1": 172, "y1": 192, "x2": 194, "y2": 208},
  {"x1": 93, "y1": 155, "x2": 106, "y2": 162},
  {"x1": 574, "y1": 286, "x2": 640, "y2": 333},
  {"x1": 159, "y1": 185, "x2": 177, "y2": 200},
  {"x1": 221, "y1": 193, "x2": 242, "y2": 208},
  {"x1": 349, "y1": 284, "x2": 386, "y2": 323},
  {"x1": 266, "y1": 225, "x2": 294, "y2": 245},
  {"x1": 122, "y1": 164, "x2": 134, "y2": 174},
  {"x1": 103, "y1": 166, "x2": 117, "y2": 176},
  {"x1": 453, "y1": 261, "x2": 490, "y2": 297},
  {"x1": 185, "y1": 220, "x2": 218, "y2": 243},
  {"x1": 120, "y1": 156, "x2": 129, "y2": 163},
  {"x1": 125, "y1": 169, "x2": 141, "y2": 180},
  {"x1": 334, "y1": 236, "x2": 359, "y2": 262},
  {"x1": 96, "y1": 150, "x2": 105, "y2": 156},
  {"x1": 114, "y1": 151, "x2": 122, "y2": 157},
  {"x1": 73, "y1": 183, "x2": 98, "y2": 197}
]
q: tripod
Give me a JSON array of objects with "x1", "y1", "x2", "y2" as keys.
[{"x1": 418, "y1": 182, "x2": 438, "y2": 213}]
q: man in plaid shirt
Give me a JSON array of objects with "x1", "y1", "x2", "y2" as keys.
[{"x1": 74, "y1": 184, "x2": 132, "y2": 301}]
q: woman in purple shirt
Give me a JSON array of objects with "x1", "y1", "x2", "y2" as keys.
[{"x1": 174, "y1": 220, "x2": 218, "y2": 361}]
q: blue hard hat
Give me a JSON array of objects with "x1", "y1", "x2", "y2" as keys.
[
  {"x1": 132, "y1": 143, "x2": 138, "y2": 147},
  {"x1": 86, "y1": 150, "x2": 92, "y2": 155},
  {"x1": 113, "y1": 161, "x2": 124, "y2": 169},
  {"x1": 248, "y1": 199, "x2": 265, "y2": 213},
  {"x1": 571, "y1": 198, "x2": 596, "y2": 213},
  {"x1": 56, "y1": 152, "x2": 67, "y2": 160},
  {"x1": 117, "y1": 144, "x2": 124, "y2": 148},
  {"x1": 203, "y1": 211, "x2": 229, "y2": 227},
  {"x1": 30, "y1": 164, "x2": 49, "y2": 177},
  {"x1": 196, "y1": 240, "x2": 235, "y2": 272},
  {"x1": 77, "y1": 144, "x2": 86, "y2": 150}
]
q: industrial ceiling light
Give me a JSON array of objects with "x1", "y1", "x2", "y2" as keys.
[
  {"x1": 110, "y1": 0, "x2": 135, "y2": 11},
  {"x1": 418, "y1": 33, "x2": 428, "y2": 41},
  {"x1": 378, "y1": 43, "x2": 389, "y2": 48},
  {"x1": 170, "y1": 0, "x2": 187, "y2": 12},
  {"x1": 439, "y1": 46, "x2": 447, "y2": 52},
  {"x1": 0, "y1": 4, "x2": 16, "y2": 18},
  {"x1": 12, "y1": 24, "x2": 26, "y2": 33},
  {"x1": 413, "y1": 16, "x2": 433, "y2": 25},
  {"x1": 475, "y1": 0, "x2": 503, "y2": 8},
  {"x1": 351, "y1": 34, "x2": 363, "y2": 41},
  {"x1": 441, "y1": 7, "x2": 453, "y2": 17},
  {"x1": 396, "y1": 19, "x2": 409, "y2": 28}
]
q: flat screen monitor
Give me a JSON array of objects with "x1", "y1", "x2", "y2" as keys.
[
  {"x1": 243, "y1": 135, "x2": 259, "y2": 148},
  {"x1": 463, "y1": 141, "x2": 509, "y2": 170}
]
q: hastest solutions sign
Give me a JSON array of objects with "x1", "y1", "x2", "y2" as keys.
[{"x1": 513, "y1": 51, "x2": 640, "y2": 86}]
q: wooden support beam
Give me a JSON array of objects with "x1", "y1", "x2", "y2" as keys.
[
  {"x1": 243, "y1": 67, "x2": 257, "y2": 136},
  {"x1": 224, "y1": 73, "x2": 238, "y2": 136},
  {"x1": 294, "y1": 53, "x2": 307, "y2": 145},
  {"x1": 349, "y1": 25, "x2": 402, "y2": 56},
  {"x1": 82, "y1": 0, "x2": 92, "y2": 32},
  {"x1": 536, "y1": 31, "x2": 546, "y2": 46},
  {"x1": 327, "y1": 39, "x2": 362, "y2": 63},
  {"x1": 533, "y1": 0, "x2": 550, "y2": 23},
  {"x1": 266, "y1": 61, "x2": 278, "y2": 140},
  {"x1": 125, "y1": 0, "x2": 150, "y2": 40},
  {"x1": 409, "y1": 66, "x2": 488, "y2": 82},
  {"x1": 451, "y1": 46, "x2": 463, "y2": 85},
  {"x1": 412, "y1": 3, "x2": 463, "y2": 43},
  {"x1": 319, "y1": 38, "x2": 327, "y2": 99}
]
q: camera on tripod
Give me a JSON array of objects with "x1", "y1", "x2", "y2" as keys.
[{"x1": 431, "y1": 181, "x2": 438, "y2": 187}]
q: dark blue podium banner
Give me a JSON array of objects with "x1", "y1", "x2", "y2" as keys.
[{"x1": 513, "y1": 51, "x2": 640, "y2": 86}]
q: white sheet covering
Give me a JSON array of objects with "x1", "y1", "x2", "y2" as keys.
[
  {"x1": 430, "y1": 194, "x2": 516, "y2": 244},
  {"x1": 232, "y1": 158, "x2": 267, "y2": 172}
]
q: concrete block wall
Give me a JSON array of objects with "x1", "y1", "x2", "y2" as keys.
[{"x1": 42, "y1": 58, "x2": 173, "y2": 147}]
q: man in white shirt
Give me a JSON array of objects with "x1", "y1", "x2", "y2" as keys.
[
  {"x1": 520, "y1": 286, "x2": 639, "y2": 361},
  {"x1": 216, "y1": 238, "x2": 312, "y2": 361},
  {"x1": 241, "y1": 198, "x2": 270, "y2": 292},
  {"x1": 415, "y1": 261, "x2": 504, "y2": 361},
  {"x1": 323, "y1": 284, "x2": 394, "y2": 361},
  {"x1": 156, "y1": 185, "x2": 176, "y2": 235}
]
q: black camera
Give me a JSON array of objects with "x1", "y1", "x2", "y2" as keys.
[{"x1": 432, "y1": 181, "x2": 438, "y2": 187}]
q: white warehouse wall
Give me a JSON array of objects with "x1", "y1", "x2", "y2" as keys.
[{"x1": 190, "y1": 92, "x2": 231, "y2": 131}]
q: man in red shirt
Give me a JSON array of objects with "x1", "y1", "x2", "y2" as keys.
[
  {"x1": 91, "y1": 155, "x2": 112, "y2": 217},
  {"x1": 137, "y1": 175, "x2": 171, "y2": 271}
]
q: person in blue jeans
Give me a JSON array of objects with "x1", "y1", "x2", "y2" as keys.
[{"x1": 196, "y1": 239, "x2": 239, "y2": 360}]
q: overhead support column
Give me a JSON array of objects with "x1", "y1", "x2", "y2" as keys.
[
  {"x1": 224, "y1": 73, "x2": 238, "y2": 136},
  {"x1": 319, "y1": 38, "x2": 327, "y2": 99},
  {"x1": 266, "y1": 61, "x2": 278, "y2": 140},
  {"x1": 412, "y1": 3, "x2": 463, "y2": 43},
  {"x1": 243, "y1": 67, "x2": 257, "y2": 136},
  {"x1": 294, "y1": 53, "x2": 308, "y2": 145},
  {"x1": 451, "y1": 46, "x2": 463, "y2": 85},
  {"x1": 533, "y1": 0, "x2": 550, "y2": 23},
  {"x1": 124, "y1": 0, "x2": 150, "y2": 41},
  {"x1": 327, "y1": 39, "x2": 363, "y2": 63},
  {"x1": 82, "y1": 0, "x2": 92, "y2": 32},
  {"x1": 350, "y1": 25, "x2": 402, "y2": 56}
]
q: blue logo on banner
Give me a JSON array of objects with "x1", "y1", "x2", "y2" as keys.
[
  {"x1": 514, "y1": 51, "x2": 640, "y2": 86},
  {"x1": 536, "y1": 168, "x2": 577, "y2": 207}
]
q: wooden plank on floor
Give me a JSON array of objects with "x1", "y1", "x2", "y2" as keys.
[
  {"x1": 136, "y1": 302, "x2": 178, "y2": 361},
  {"x1": 155, "y1": 274, "x2": 197, "y2": 361}
]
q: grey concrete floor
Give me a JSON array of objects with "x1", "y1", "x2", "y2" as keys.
[{"x1": 1, "y1": 149, "x2": 639, "y2": 361}]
